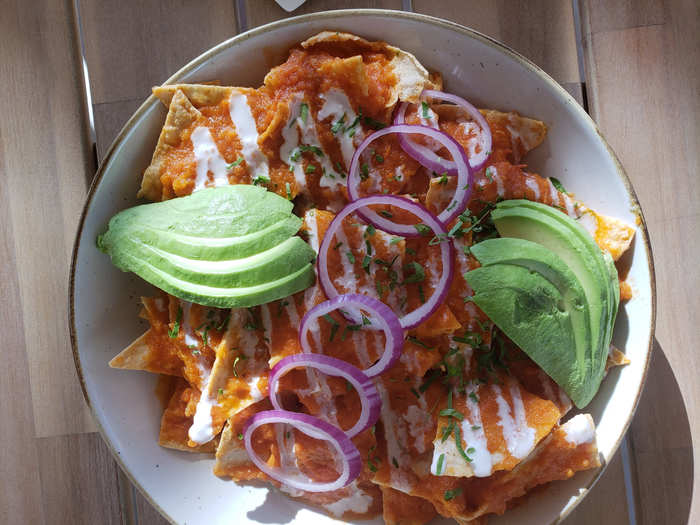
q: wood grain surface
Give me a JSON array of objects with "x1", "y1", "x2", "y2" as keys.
[{"x1": 0, "y1": 0, "x2": 696, "y2": 524}]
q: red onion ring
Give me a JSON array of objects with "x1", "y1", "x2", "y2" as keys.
[
  {"x1": 317, "y1": 196, "x2": 454, "y2": 329},
  {"x1": 395, "y1": 90, "x2": 493, "y2": 173},
  {"x1": 347, "y1": 124, "x2": 472, "y2": 228},
  {"x1": 299, "y1": 294, "x2": 403, "y2": 377},
  {"x1": 268, "y1": 353, "x2": 381, "y2": 438},
  {"x1": 243, "y1": 409, "x2": 362, "y2": 492}
]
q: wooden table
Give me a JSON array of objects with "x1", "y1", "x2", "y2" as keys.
[{"x1": 1, "y1": 1, "x2": 696, "y2": 523}]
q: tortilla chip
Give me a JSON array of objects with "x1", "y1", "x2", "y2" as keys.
[
  {"x1": 139, "y1": 89, "x2": 201, "y2": 201},
  {"x1": 152, "y1": 84, "x2": 236, "y2": 108},
  {"x1": 159, "y1": 378, "x2": 217, "y2": 453},
  {"x1": 300, "y1": 31, "x2": 439, "y2": 105},
  {"x1": 109, "y1": 330, "x2": 183, "y2": 376},
  {"x1": 381, "y1": 486, "x2": 437, "y2": 525}
]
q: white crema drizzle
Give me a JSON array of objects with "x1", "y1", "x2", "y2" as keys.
[
  {"x1": 190, "y1": 126, "x2": 229, "y2": 191},
  {"x1": 492, "y1": 382, "x2": 536, "y2": 459},
  {"x1": 228, "y1": 91, "x2": 269, "y2": 181}
]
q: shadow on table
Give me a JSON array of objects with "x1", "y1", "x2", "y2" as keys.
[{"x1": 629, "y1": 338, "x2": 693, "y2": 524}]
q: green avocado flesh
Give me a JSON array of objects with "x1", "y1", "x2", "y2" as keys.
[
  {"x1": 97, "y1": 185, "x2": 315, "y2": 308},
  {"x1": 466, "y1": 200, "x2": 619, "y2": 408}
]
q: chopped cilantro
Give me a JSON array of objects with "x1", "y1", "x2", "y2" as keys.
[
  {"x1": 252, "y1": 175, "x2": 270, "y2": 186},
  {"x1": 285, "y1": 182, "x2": 292, "y2": 200},
  {"x1": 226, "y1": 157, "x2": 243, "y2": 170},
  {"x1": 300, "y1": 102, "x2": 309, "y2": 124},
  {"x1": 168, "y1": 307, "x2": 182, "y2": 339},
  {"x1": 421, "y1": 101, "x2": 431, "y2": 119},
  {"x1": 360, "y1": 163, "x2": 370, "y2": 180},
  {"x1": 436, "y1": 453, "x2": 446, "y2": 475},
  {"x1": 444, "y1": 488, "x2": 462, "y2": 501},
  {"x1": 403, "y1": 261, "x2": 425, "y2": 284},
  {"x1": 550, "y1": 177, "x2": 567, "y2": 193},
  {"x1": 439, "y1": 408, "x2": 464, "y2": 421},
  {"x1": 305, "y1": 164, "x2": 316, "y2": 174},
  {"x1": 331, "y1": 114, "x2": 346, "y2": 134},
  {"x1": 390, "y1": 236, "x2": 403, "y2": 245},
  {"x1": 322, "y1": 314, "x2": 340, "y2": 342},
  {"x1": 413, "y1": 223, "x2": 432, "y2": 236},
  {"x1": 346, "y1": 251, "x2": 356, "y2": 264}
]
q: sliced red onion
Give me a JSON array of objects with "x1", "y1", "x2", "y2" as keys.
[
  {"x1": 299, "y1": 294, "x2": 403, "y2": 377},
  {"x1": 243, "y1": 409, "x2": 362, "y2": 492},
  {"x1": 317, "y1": 196, "x2": 454, "y2": 329},
  {"x1": 395, "y1": 90, "x2": 493, "y2": 173},
  {"x1": 347, "y1": 124, "x2": 471, "y2": 227},
  {"x1": 269, "y1": 353, "x2": 381, "y2": 437}
]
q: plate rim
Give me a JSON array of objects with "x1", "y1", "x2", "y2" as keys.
[{"x1": 68, "y1": 8, "x2": 657, "y2": 525}]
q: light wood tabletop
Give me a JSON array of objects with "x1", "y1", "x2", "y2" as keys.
[{"x1": 1, "y1": 1, "x2": 696, "y2": 524}]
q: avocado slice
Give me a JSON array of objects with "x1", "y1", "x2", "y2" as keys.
[
  {"x1": 490, "y1": 200, "x2": 619, "y2": 406},
  {"x1": 470, "y1": 238, "x2": 592, "y2": 378},
  {"x1": 97, "y1": 185, "x2": 316, "y2": 308},
  {"x1": 466, "y1": 261, "x2": 582, "y2": 396},
  {"x1": 117, "y1": 252, "x2": 315, "y2": 308},
  {"x1": 99, "y1": 185, "x2": 301, "y2": 260},
  {"x1": 111, "y1": 236, "x2": 315, "y2": 288}
]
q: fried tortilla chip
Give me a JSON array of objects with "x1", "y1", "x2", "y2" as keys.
[
  {"x1": 300, "y1": 31, "x2": 440, "y2": 105},
  {"x1": 139, "y1": 90, "x2": 202, "y2": 201},
  {"x1": 159, "y1": 378, "x2": 217, "y2": 453},
  {"x1": 380, "y1": 486, "x2": 437, "y2": 525}
]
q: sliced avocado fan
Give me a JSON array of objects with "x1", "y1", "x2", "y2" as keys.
[
  {"x1": 97, "y1": 185, "x2": 315, "y2": 308},
  {"x1": 465, "y1": 200, "x2": 619, "y2": 408}
]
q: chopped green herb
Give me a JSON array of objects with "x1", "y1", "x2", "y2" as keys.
[
  {"x1": 471, "y1": 425, "x2": 481, "y2": 431},
  {"x1": 305, "y1": 164, "x2": 316, "y2": 174},
  {"x1": 322, "y1": 313, "x2": 340, "y2": 342},
  {"x1": 363, "y1": 115, "x2": 387, "y2": 130},
  {"x1": 550, "y1": 177, "x2": 567, "y2": 193},
  {"x1": 418, "y1": 284, "x2": 426, "y2": 304},
  {"x1": 289, "y1": 148, "x2": 301, "y2": 162},
  {"x1": 237, "y1": 433, "x2": 243, "y2": 440},
  {"x1": 362, "y1": 314, "x2": 372, "y2": 326},
  {"x1": 441, "y1": 420, "x2": 456, "y2": 442},
  {"x1": 403, "y1": 261, "x2": 425, "y2": 284},
  {"x1": 453, "y1": 425, "x2": 473, "y2": 463},
  {"x1": 467, "y1": 447, "x2": 476, "y2": 454},
  {"x1": 421, "y1": 101, "x2": 431, "y2": 119},
  {"x1": 226, "y1": 157, "x2": 244, "y2": 170},
  {"x1": 299, "y1": 144, "x2": 324, "y2": 156},
  {"x1": 444, "y1": 488, "x2": 462, "y2": 501},
  {"x1": 333, "y1": 241, "x2": 343, "y2": 250},
  {"x1": 346, "y1": 251, "x2": 356, "y2": 264},
  {"x1": 218, "y1": 388, "x2": 224, "y2": 396},
  {"x1": 168, "y1": 307, "x2": 182, "y2": 338},
  {"x1": 436, "y1": 453, "x2": 446, "y2": 475},
  {"x1": 300, "y1": 102, "x2": 309, "y2": 124},
  {"x1": 390, "y1": 236, "x2": 404, "y2": 245},
  {"x1": 331, "y1": 114, "x2": 346, "y2": 134},
  {"x1": 365, "y1": 224, "x2": 376, "y2": 236},
  {"x1": 285, "y1": 182, "x2": 292, "y2": 200},
  {"x1": 406, "y1": 335, "x2": 432, "y2": 349},
  {"x1": 410, "y1": 387, "x2": 421, "y2": 399},
  {"x1": 232, "y1": 355, "x2": 248, "y2": 377},
  {"x1": 360, "y1": 163, "x2": 370, "y2": 180},
  {"x1": 252, "y1": 175, "x2": 270, "y2": 186},
  {"x1": 485, "y1": 166, "x2": 494, "y2": 182},
  {"x1": 378, "y1": 209, "x2": 393, "y2": 219},
  {"x1": 362, "y1": 255, "x2": 372, "y2": 274},
  {"x1": 468, "y1": 391, "x2": 479, "y2": 403},
  {"x1": 440, "y1": 408, "x2": 465, "y2": 420},
  {"x1": 413, "y1": 223, "x2": 432, "y2": 236},
  {"x1": 406, "y1": 247, "x2": 416, "y2": 256},
  {"x1": 373, "y1": 151, "x2": 384, "y2": 163}
]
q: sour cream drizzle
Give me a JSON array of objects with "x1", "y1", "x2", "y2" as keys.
[
  {"x1": 181, "y1": 300, "x2": 217, "y2": 444},
  {"x1": 318, "y1": 88, "x2": 363, "y2": 168},
  {"x1": 492, "y1": 382, "x2": 536, "y2": 459},
  {"x1": 323, "y1": 483, "x2": 374, "y2": 517},
  {"x1": 191, "y1": 127, "x2": 229, "y2": 191},
  {"x1": 228, "y1": 92, "x2": 269, "y2": 181},
  {"x1": 281, "y1": 93, "x2": 341, "y2": 193}
]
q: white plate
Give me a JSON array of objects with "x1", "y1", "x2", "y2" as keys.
[{"x1": 70, "y1": 10, "x2": 655, "y2": 525}]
